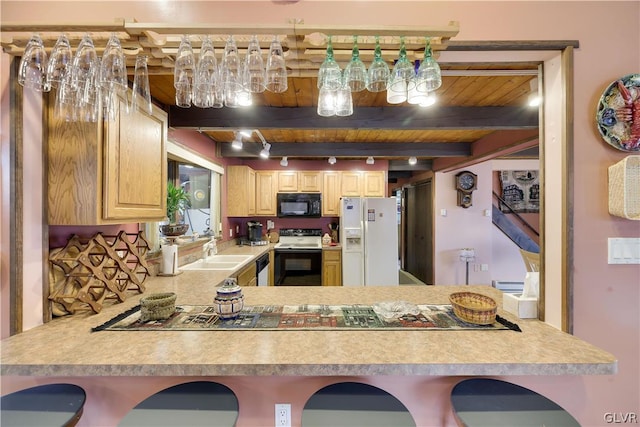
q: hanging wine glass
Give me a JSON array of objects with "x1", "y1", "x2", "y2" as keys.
[
  {"x1": 55, "y1": 70, "x2": 77, "y2": 122},
  {"x1": 193, "y1": 36, "x2": 218, "y2": 108},
  {"x1": 343, "y1": 35, "x2": 368, "y2": 92},
  {"x1": 71, "y1": 34, "x2": 98, "y2": 90},
  {"x1": 174, "y1": 35, "x2": 195, "y2": 108},
  {"x1": 335, "y1": 82, "x2": 353, "y2": 116},
  {"x1": 317, "y1": 86, "x2": 337, "y2": 117},
  {"x1": 366, "y1": 36, "x2": 390, "y2": 92},
  {"x1": 236, "y1": 60, "x2": 252, "y2": 106},
  {"x1": 386, "y1": 36, "x2": 414, "y2": 104},
  {"x1": 265, "y1": 36, "x2": 288, "y2": 93},
  {"x1": 131, "y1": 55, "x2": 152, "y2": 115},
  {"x1": 46, "y1": 33, "x2": 72, "y2": 90},
  {"x1": 317, "y1": 36, "x2": 342, "y2": 90},
  {"x1": 71, "y1": 34, "x2": 100, "y2": 121},
  {"x1": 18, "y1": 34, "x2": 49, "y2": 92},
  {"x1": 100, "y1": 33, "x2": 128, "y2": 120},
  {"x1": 415, "y1": 38, "x2": 442, "y2": 93},
  {"x1": 244, "y1": 35, "x2": 266, "y2": 93},
  {"x1": 219, "y1": 35, "x2": 242, "y2": 108}
]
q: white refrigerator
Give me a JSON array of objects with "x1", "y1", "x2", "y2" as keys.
[{"x1": 340, "y1": 197, "x2": 399, "y2": 286}]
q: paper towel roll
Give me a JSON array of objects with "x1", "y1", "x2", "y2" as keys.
[{"x1": 161, "y1": 244, "x2": 179, "y2": 275}]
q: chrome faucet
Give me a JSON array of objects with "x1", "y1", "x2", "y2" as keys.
[{"x1": 202, "y1": 238, "x2": 217, "y2": 259}]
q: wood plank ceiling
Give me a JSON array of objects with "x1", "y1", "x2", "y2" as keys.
[{"x1": 1, "y1": 20, "x2": 541, "y2": 170}]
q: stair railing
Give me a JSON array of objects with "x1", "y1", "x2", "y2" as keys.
[{"x1": 492, "y1": 191, "x2": 539, "y2": 237}]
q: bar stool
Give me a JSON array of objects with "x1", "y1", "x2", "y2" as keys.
[
  {"x1": 0, "y1": 383, "x2": 86, "y2": 427},
  {"x1": 302, "y1": 382, "x2": 416, "y2": 427},
  {"x1": 450, "y1": 378, "x2": 580, "y2": 427},
  {"x1": 118, "y1": 381, "x2": 239, "y2": 427}
]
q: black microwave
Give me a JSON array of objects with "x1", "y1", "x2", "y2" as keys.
[{"x1": 277, "y1": 193, "x2": 321, "y2": 218}]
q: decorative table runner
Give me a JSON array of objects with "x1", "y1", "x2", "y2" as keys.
[{"x1": 93, "y1": 304, "x2": 521, "y2": 332}]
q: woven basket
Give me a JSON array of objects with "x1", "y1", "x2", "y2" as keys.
[
  {"x1": 449, "y1": 292, "x2": 497, "y2": 325},
  {"x1": 139, "y1": 292, "x2": 177, "y2": 322},
  {"x1": 608, "y1": 156, "x2": 640, "y2": 220}
]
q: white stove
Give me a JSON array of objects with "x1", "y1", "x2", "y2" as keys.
[{"x1": 274, "y1": 228, "x2": 322, "y2": 250}]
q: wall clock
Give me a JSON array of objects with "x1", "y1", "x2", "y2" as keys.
[{"x1": 455, "y1": 171, "x2": 477, "y2": 208}]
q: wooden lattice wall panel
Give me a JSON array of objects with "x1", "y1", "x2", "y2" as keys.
[{"x1": 49, "y1": 231, "x2": 150, "y2": 316}]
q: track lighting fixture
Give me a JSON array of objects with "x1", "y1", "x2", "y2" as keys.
[
  {"x1": 239, "y1": 129, "x2": 253, "y2": 138},
  {"x1": 366, "y1": 156, "x2": 375, "y2": 165},
  {"x1": 328, "y1": 156, "x2": 337, "y2": 165},
  {"x1": 231, "y1": 131, "x2": 243, "y2": 150},
  {"x1": 259, "y1": 142, "x2": 271, "y2": 158},
  {"x1": 408, "y1": 156, "x2": 417, "y2": 165},
  {"x1": 280, "y1": 156, "x2": 288, "y2": 167}
]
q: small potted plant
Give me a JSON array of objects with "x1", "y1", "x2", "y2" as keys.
[{"x1": 160, "y1": 181, "x2": 191, "y2": 236}]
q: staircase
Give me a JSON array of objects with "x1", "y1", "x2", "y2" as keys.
[{"x1": 492, "y1": 192, "x2": 540, "y2": 253}]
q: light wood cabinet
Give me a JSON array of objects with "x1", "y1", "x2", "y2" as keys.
[
  {"x1": 235, "y1": 262, "x2": 257, "y2": 286},
  {"x1": 340, "y1": 172, "x2": 362, "y2": 197},
  {"x1": 322, "y1": 249, "x2": 342, "y2": 286},
  {"x1": 227, "y1": 168, "x2": 384, "y2": 217},
  {"x1": 48, "y1": 96, "x2": 167, "y2": 225},
  {"x1": 299, "y1": 171, "x2": 322, "y2": 192},
  {"x1": 277, "y1": 171, "x2": 322, "y2": 193},
  {"x1": 363, "y1": 171, "x2": 386, "y2": 197},
  {"x1": 277, "y1": 171, "x2": 298, "y2": 192},
  {"x1": 227, "y1": 166, "x2": 256, "y2": 217},
  {"x1": 322, "y1": 172, "x2": 341, "y2": 216},
  {"x1": 255, "y1": 171, "x2": 277, "y2": 216}
]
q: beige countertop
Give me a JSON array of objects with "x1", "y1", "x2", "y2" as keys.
[{"x1": 1, "y1": 246, "x2": 616, "y2": 378}]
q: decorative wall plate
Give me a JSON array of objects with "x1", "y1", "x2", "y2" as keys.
[{"x1": 596, "y1": 74, "x2": 640, "y2": 152}]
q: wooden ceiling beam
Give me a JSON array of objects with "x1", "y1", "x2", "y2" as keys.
[
  {"x1": 433, "y1": 129, "x2": 540, "y2": 172},
  {"x1": 219, "y1": 142, "x2": 471, "y2": 159},
  {"x1": 169, "y1": 106, "x2": 538, "y2": 130}
]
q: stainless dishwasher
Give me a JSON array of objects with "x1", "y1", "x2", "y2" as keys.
[{"x1": 256, "y1": 253, "x2": 270, "y2": 286}]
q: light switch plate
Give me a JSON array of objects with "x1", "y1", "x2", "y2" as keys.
[{"x1": 608, "y1": 238, "x2": 640, "y2": 264}]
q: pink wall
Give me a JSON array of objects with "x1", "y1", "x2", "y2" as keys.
[{"x1": 1, "y1": 2, "x2": 639, "y2": 426}]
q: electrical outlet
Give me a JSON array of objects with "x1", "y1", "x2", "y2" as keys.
[
  {"x1": 275, "y1": 403, "x2": 291, "y2": 427},
  {"x1": 229, "y1": 228, "x2": 233, "y2": 237}
]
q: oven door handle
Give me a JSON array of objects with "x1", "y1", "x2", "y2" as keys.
[{"x1": 274, "y1": 248, "x2": 322, "y2": 253}]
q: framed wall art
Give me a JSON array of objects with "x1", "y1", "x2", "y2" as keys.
[{"x1": 499, "y1": 170, "x2": 540, "y2": 213}]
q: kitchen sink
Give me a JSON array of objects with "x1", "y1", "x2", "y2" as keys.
[{"x1": 180, "y1": 254, "x2": 254, "y2": 271}]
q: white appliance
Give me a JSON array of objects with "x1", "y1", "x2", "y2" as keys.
[{"x1": 340, "y1": 197, "x2": 399, "y2": 286}]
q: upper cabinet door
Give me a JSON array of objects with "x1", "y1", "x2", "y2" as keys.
[
  {"x1": 103, "y1": 101, "x2": 167, "y2": 221},
  {"x1": 363, "y1": 171, "x2": 386, "y2": 197},
  {"x1": 322, "y1": 172, "x2": 341, "y2": 216},
  {"x1": 255, "y1": 171, "x2": 277, "y2": 216},
  {"x1": 278, "y1": 171, "x2": 298, "y2": 192},
  {"x1": 227, "y1": 165, "x2": 256, "y2": 217},
  {"x1": 48, "y1": 95, "x2": 167, "y2": 225},
  {"x1": 299, "y1": 171, "x2": 322, "y2": 192},
  {"x1": 340, "y1": 172, "x2": 362, "y2": 197}
]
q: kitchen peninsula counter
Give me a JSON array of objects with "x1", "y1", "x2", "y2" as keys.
[{"x1": 1, "y1": 275, "x2": 616, "y2": 377}]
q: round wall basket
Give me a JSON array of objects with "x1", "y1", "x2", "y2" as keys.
[{"x1": 596, "y1": 73, "x2": 640, "y2": 152}]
